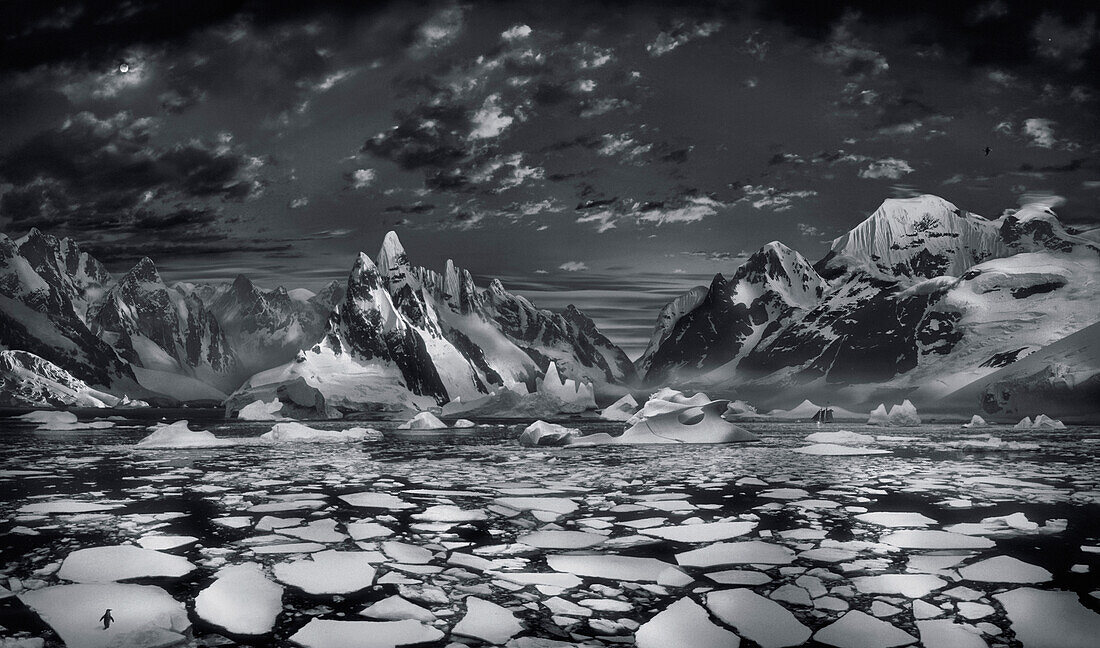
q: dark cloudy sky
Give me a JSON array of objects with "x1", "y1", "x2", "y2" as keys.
[{"x1": 1, "y1": 1, "x2": 1098, "y2": 356}]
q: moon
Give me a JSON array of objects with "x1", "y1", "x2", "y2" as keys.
[{"x1": 118, "y1": 63, "x2": 129, "y2": 73}]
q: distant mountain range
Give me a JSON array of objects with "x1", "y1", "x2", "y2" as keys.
[{"x1": 2, "y1": 193, "x2": 1097, "y2": 418}]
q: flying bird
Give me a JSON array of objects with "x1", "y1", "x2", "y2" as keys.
[{"x1": 984, "y1": 147, "x2": 991, "y2": 156}]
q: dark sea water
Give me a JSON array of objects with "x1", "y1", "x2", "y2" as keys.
[{"x1": 1, "y1": 415, "x2": 1099, "y2": 647}]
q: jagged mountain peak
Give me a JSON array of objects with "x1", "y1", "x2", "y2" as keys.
[
  {"x1": 124, "y1": 256, "x2": 163, "y2": 285},
  {"x1": 377, "y1": 231, "x2": 410, "y2": 277}
]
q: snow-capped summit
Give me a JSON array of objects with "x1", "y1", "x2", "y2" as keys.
[
  {"x1": 15, "y1": 228, "x2": 112, "y2": 320},
  {"x1": 636, "y1": 242, "x2": 826, "y2": 385},
  {"x1": 816, "y1": 195, "x2": 1009, "y2": 281}
]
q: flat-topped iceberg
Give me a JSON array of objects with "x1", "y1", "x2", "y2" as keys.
[
  {"x1": 574, "y1": 400, "x2": 759, "y2": 446},
  {"x1": 260, "y1": 422, "x2": 380, "y2": 443}
]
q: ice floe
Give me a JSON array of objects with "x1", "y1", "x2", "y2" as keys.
[
  {"x1": 958, "y1": 556, "x2": 1052, "y2": 583},
  {"x1": 517, "y1": 530, "x2": 607, "y2": 549},
  {"x1": 994, "y1": 588, "x2": 1100, "y2": 648},
  {"x1": 635, "y1": 597, "x2": 741, "y2": 648},
  {"x1": 339, "y1": 492, "x2": 415, "y2": 510},
  {"x1": 916, "y1": 619, "x2": 987, "y2": 648},
  {"x1": 880, "y1": 529, "x2": 996, "y2": 550},
  {"x1": 676, "y1": 541, "x2": 796, "y2": 568},
  {"x1": 814, "y1": 610, "x2": 917, "y2": 648},
  {"x1": 547, "y1": 554, "x2": 689, "y2": 584},
  {"x1": 805, "y1": 430, "x2": 876, "y2": 444},
  {"x1": 288, "y1": 619, "x2": 444, "y2": 648},
  {"x1": 452, "y1": 596, "x2": 524, "y2": 644},
  {"x1": 194, "y1": 563, "x2": 283, "y2": 635},
  {"x1": 57, "y1": 545, "x2": 195, "y2": 582},
  {"x1": 639, "y1": 520, "x2": 757, "y2": 543},
  {"x1": 273, "y1": 551, "x2": 377, "y2": 594},
  {"x1": 19, "y1": 583, "x2": 190, "y2": 648},
  {"x1": 452, "y1": 418, "x2": 476, "y2": 428},
  {"x1": 707, "y1": 588, "x2": 810, "y2": 648},
  {"x1": 793, "y1": 444, "x2": 891, "y2": 456},
  {"x1": 136, "y1": 534, "x2": 198, "y2": 550},
  {"x1": 852, "y1": 574, "x2": 947, "y2": 597},
  {"x1": 853, "y1": 512, "x2": 936, "y2": 527}
]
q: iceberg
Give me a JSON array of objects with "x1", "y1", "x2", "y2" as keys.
[
  {"x1": 572, "y1": 400, "x2": 760, "y2": 446},
  {"x1": 136, "y1": 420, "x2": 237, "y2": 448},
  {"x1": 443, "y1": 363, "x2": 598, "y2": 418},
  {"x1": 452, "y1": 418, "x2": 476, "y2": 428},
  {"x1": 19, "y1": 584, "x2": 190, "y2": 648},
  {"x1": 599, "y1": 393, "x2": 639, "y2": 421},
  {"x1": 867, "y1": 399, "x2": 921, "y2": 426},
  {"x1": 1016, "y1": 414, "x2": 1065, "y2": 429},
  {"x1": 537, "y1": 361, "x2": 597, "y2": 410},
  {"x1": 962, "y1": 414, "x2": 988, "y2": 428},
  {"x1": 518, "y1": 421, "x2": 580, "y2": 447},
  {"x1": 397, "y1": 411, "x2": 448, "y2": 430},
  {"x1": 260, "y1": 422, "x2": 380, "y2": 443},
  {"x1": 237, "y1": 399, "x2": 288, "y2": 421}
]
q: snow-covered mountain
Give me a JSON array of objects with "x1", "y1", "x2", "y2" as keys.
[
  {"x1": 640, "y1": 194, "x2": 1100, "y2": 415},
  {"x1": 0, "y1": 231, "x2": 139, "y2": 394},
  {"x1": 89, "y1": 257, "x2": 239, "y2": 396},
  {"x1": 0, "y1": 349, "x2": 122, "y2": 408},
  {"x1": 636, "y1": 241, "x2": 827, "y2": 385},
  {"x1": 227, "y1": 232, "x2": 635, "y2": 416},
  {"x1": 178, "y1": 274, "x2": 341, "y2": 377}
]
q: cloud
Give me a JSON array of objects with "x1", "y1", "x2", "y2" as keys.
[
  {"x1": 739, "y1": 185, "x2": 817, "y2": 211},
  {"x1": 817, "y1": 12, "x2": 889, "y2": 76},
  {"x1": 559, "y1": 261, "x2": 589, "y2": 272},
  {"x1": 636, "y1": 196, "x2": 723, "y2": 224},
  {"x1": 858, "y1": 158, "x2": 914, "y2": 179},
  {"x1": 411, "y1": 5, "x2": 466, "y2": 57},
  {"x1": 469, "y1": 93, "x2": 515, "y2": 139},
  {"x1": 1023, "y1": 117, "x2": 1057, "y2": 148},
  {"x1": 347, "y1": 168, "x2": 376, "y2": 189},
  {"x1": 1017, "y1": 192, "x2": 1066, "y2": 211},
  {"x1": 501, "y1": 24, "x2": 532, "y2": 41},
  {"x1": 0, "y1": 111, "x2": 264, "y2": 235},
  {"x1": 646, "y1": 19, "x2": 723, "y2": 57},
  {"x1": 288, "y1": 196, "x2": 309, "y2": 209}
]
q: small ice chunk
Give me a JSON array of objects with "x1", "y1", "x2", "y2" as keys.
[
  {"x1": 707, "y1": 588, "x2": 811, "y2": 648},
  {"x1": 58, "y1": 545, "x2": 195, "y2": 582},
  {"x1": 360, "y1": 595, "x2": 435, "y2": 622},
  {"x1": 347, "y1": 521, "x2": 394, "y2": 540},
  {"x1": 814, "y1": 610, "x2": 917, "y2": 648},
  {"x1": 636, "y1": 597, "x2": 741, "y2": 648},
  {"x1": 959, "y1": 556, "x2": 1052, "y2": 584},
  {"x1": 381, "y1": 541, "x2": 433, "y2": 564},
  {"x1": 452, "y1": 597, "x2": 524, "y2": 644},
  {"x1": 397, "y1": 412, "x2": 447, "y2": 430},
  {"x1": 195, "y1": 563, "x2": 283, "y2": 635},
  {"x1": 706, "y1": 569, "x2": 772, "y2": 586},
  {"x1": 288, "y1": 619, "x2": 443, "y2": 648},
  {"x1": 276, "y1": 519, "x2": 347, "y2": 543},
  {"x1": 19, "y1": 583, "x2": 190, "y2": 648}
]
